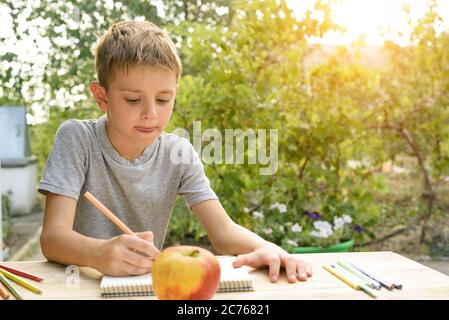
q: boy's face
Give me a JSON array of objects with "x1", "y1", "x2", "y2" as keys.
[{"x1": 91, "y1": 64, "x2": 177, "y2": 152}]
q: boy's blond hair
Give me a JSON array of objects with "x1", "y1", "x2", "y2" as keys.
[{"x1": 94, "y1": 20, "x2": 182, "y2": 89}]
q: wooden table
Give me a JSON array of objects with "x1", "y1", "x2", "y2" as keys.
[{"x1": 1, "y1": 251, "x2": 449, "y2": 300}]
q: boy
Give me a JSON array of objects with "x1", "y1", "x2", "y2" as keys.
[{"x1": 39, "y1": 20, "x2": 312, "y2": 283}]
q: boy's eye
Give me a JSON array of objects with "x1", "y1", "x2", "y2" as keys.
[
  {"x1": 125, "y1": 98, "x2": 140, "y2": 104},
  {"x1": 157, "y1": 99, "x2": 170, "y2": 104}
]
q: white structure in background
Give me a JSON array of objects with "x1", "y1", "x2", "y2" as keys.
[
  {"x1": 0, "y1": 106, "x2": 37, "y2": 215},
  {"x1": 0, "y1": 159, "x2": 3, "y2": 261}
]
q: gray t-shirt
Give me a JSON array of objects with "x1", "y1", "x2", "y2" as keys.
[{"x1": 38, "y1": 115, "x2": 218, "y2": 249}]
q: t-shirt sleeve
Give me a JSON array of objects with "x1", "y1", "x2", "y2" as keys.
[
  {"x1": 38, "y1": 120, "x2": 88, "y2": 200},
  {"x1": 177, "y1": 139, "x2": 218, "y2": 207}
]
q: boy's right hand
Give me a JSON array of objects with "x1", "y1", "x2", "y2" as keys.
[{"x1": 94, "y1": 231, "x2": 160, "y2": 276}]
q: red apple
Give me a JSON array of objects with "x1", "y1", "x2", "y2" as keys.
[{"x1": 151, "y1": 245, "x2": 221, "y2": 300}]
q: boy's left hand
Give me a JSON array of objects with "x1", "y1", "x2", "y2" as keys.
[{"x1": 232, "y1": 244, "x2": 313, "y2": 283}]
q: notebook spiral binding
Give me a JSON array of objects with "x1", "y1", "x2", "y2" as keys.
[{"x1": 100, "y1": 272, "x2": 253, "y2": 298}]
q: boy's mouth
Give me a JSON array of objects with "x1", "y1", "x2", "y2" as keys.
[{"x1": 135, "y1": 126, "x2": 158, "y2": 133}]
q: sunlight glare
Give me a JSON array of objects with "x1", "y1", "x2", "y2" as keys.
[{"x1": 287, "y1": 0, "x2": 449, "y2": 46}]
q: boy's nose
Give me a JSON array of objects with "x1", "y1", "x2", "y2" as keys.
[{"x1": 141, "y1": 103, "x2": 157, "y2": 119}]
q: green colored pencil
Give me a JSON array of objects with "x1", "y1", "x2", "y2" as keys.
[
  {"x1": 337, "y1": 261, "x2": 381, "y2": 289},
  {"x1": 360, "y1": 283, "x2": 377, "y2": 299},
  {"x1": 0, "y1": 272, "x2": 23, "y2": 300},
  {"x1": 327, "y1": 264, "x2": 377, "y2": 299}
]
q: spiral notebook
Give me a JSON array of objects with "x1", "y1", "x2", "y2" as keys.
[{"x1": 100, "y1": 258, "x2": 254, "y2": 298}]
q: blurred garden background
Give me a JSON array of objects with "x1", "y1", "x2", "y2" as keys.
[{"x1": 1, "y1": 0, "x2": 449, "y2": 265}]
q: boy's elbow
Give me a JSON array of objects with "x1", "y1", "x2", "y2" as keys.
[
  {"x1": 40, "y1": 231, "x2": 50, "y2": 260},
  {"x1": 40, "y1": 229, "x2": 56, "y2": 261}
]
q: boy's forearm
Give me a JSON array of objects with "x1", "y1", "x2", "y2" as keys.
[
  {"x1": 213, "y1": 222, "x2": 278, "y2": 255},
  {"x1": 40, "y1": 227, "x2": 104, "y2": 269},
  {"x1": 193, "y1": 200, "x2": 282, "y2": 255}
]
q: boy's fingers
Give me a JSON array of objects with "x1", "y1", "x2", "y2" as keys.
[
  {"x1": 298, "y1": 260, "x2": 313, "y2": 277},
  {"x1": 136, "y1": 231, "x2": 154, "y2": 242},
  {"x1": 122, "y1": 261, "x2": 152, "y2": 276},
  {"x1": 232, "y1": 254, "x2": 250, "y2": 268},
  {"x1": 233, "y1": 253, "x2": 266, "y2": 269},
  {"x1": 122, "y1": 235, "x2": 160, "y2": 258},
  {"x1": 306, "y1": 265, "x2": 313, "y2": 277},
  {"x1": 285, "y1": 257, "x2": 297, "y2": 283},
  {"x1": 139, "y1": 242, "x2": 160, "y2": 258},
  {"x1": 122, "y1": 248, "x2": 154, "y2": 269},
  {"x1": 267, "y1": 255, "x2": 281, "y2": 283},
  {"x1": 296, "y1": 261, "x2": 309, "y2": 281}
]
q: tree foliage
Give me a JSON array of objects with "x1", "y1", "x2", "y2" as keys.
[{"x1": 1, "y1": 0, "x2": 448, "y2": 250}]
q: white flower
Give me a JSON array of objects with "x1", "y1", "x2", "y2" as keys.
[
  {"x1": 342, "y1": 214, "x2": 352, "y2": 224},
  {"x1": 333, "y1": 216, "x2": 345, "y2": 230},
  {"x1": 264, "y1": 227, "x2": 273, "y2": 234},
  {"x1": 311, "y1": 221, "x2": 333, "y2": 238},
  {"x1": 287, "y1": 240, "x2": 298, "y2": 247},
  {"x1": 310, "y1": 230, "x2": 326, "y2": 238},
  {"x1": 277, "y1": 203, "x2": 287, "y2": 214},
  {"x1": 314, "y1": 220, "x2": 333, "y2": 232},
  {"x1": 333, "y1": 214, "x2": 353, "y2": 229},
  {"x1": 252, "y1": 211, "x2": 264, "y2": 219},
  {"x1": 279, "y1": 225, "x2": 285, "y2": 233},
  {"x1": 291, "y1": 223, "x2": 303, "y2": 233},
  {"x1": 269, "y1": 203, "x2": 278, "y2": 210},
  {"x1": 270, "y1": 202, "x2": 287, "y2": 214}
]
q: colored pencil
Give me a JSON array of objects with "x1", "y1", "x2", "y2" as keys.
[
  {"x1": 0, "y1": 268, "x2": 42, "y2": 295},
  {"x1": 337, "y1": 261, "x2": 381, "y2": 290},
  {"x1": 323, "y1": 265, "x2": 358, "y2": 288},
  {"x1": 84, "y1": 191, "x2": 136, "y2": 236},
  {"x1": 0, "y1": 264, "x2": 44, "y2": 282},
  {"x1": 0, "y1": 278, "x2": 10, "y2": 299},
  {"x1": 332, "y1": 264, "x2": 377, "y2": 298},
  {"x1": 393, "y1": 283, "x2": 403, "y2": 290},
  {"x1": 359, "y1": 283, "x2": 378, "y2": 299},
  {"x1": 349, "y1": 262, "x2": 396, "y2": 290},
  {"x1": 84, "y1": 191, "x2": 160, "y2": 259},
  {"x1": 323, "y1": 264, "x2": 377, "y2": 299},
  {"x1": 0, "y1": 273, "x2": 22, "y2": 300}
]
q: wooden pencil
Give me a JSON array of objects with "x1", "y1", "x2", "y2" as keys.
[
  {"x1": 0, "y1": 273, "x2": 22, "y2": 300},
  {"x1": 0, "y1": 268, "x2": 42, "y2": 295},
  {"x1": 0, "y1": 278, "x2": 10, "y2": 299},
  {"x1": 0, "y1": 264, "x2": 43, "y2": 282},
  {"x1": 323, "y1": 264, "x2": 377, "y2": 299},
  {"x1": 84, "y1": 191, "x2": 136, "y2": 236}
]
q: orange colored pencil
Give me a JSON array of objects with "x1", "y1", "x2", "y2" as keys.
[
  {"x1": 84, "y1": 191, "x2": 136, "y2": 236},
  {"x1": 0, "y1": 273, "x2": 21, "y2": 299},
  {"x1": 0, "y1": 279, "x2": 10, "y2": 300}
]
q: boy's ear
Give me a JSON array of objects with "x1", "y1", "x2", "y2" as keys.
[{"x1": 90, "y1": 81, "x2": 109, "y2": 112}]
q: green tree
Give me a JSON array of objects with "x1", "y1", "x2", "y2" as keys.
[
  {"x1": 371, "y1": 0, "x2": 449, "y2": 244},
  {"x1": 162, "y1": 0, "x2": 235, "y2": 26},
  {"x1": 0, "y1": 0, "x2": 161, "y2": 177},
  {"x1": 165, "y1": 0, "x2": 386, "y2": 249}
]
